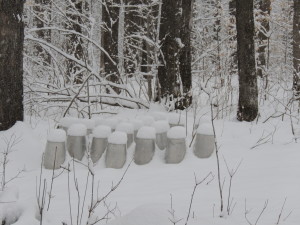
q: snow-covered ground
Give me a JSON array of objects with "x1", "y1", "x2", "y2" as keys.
[{"x1": 0, "y1": 110, "x2": 299, "y2": 225}]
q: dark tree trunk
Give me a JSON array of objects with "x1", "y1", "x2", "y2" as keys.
[
  {"x1": 102, "y1": 0, "x2": 120, "y2": 93},
  {"x1": 257, "y1": 0, "x2": 271, "y2": 77},
  {"x1": 236, "y1": 0, "x2": 258, "y2": 122},
  {"x1": 293, "y1": 0, "x2": 300, "y2": 93},
  {"x1": 157, "y1": 0, "x2": 184, "y2": 109},
  {"x1": 178, "y1": 0, "x2": 194, "y2": 109},
  {"x1": 66, "y1": 0, "x2": 86, "y2": 84},
  {"x1": 0, "y1": 0, "x2": 25, "y2": 130}
]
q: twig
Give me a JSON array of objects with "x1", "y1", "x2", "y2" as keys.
[{"x1": 185, "y1": 172, "x2": 213, "y2": 225}]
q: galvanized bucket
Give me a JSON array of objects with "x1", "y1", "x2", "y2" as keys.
[
  {"x1": 134, "y1": 138, "x2": 155, "y2": 165},
  {"x1": 193, "y1": 133, "x2": 215, "y2": 158},
  {"x1": 156, "y1": 132, "x2": 168, "y2": 150},
  {"x1": 165, "y1": 138, "x2": 186, "y2": 164},
  {"x1": 44, "y1": 141, "x2": 66, "y2": 170},
  {"x1": 67, "y1": 136, "x2": 86, "y2": 160},
  {"x1": 105, "y1": 143, "x2": 127, "y2": 169},
  {"x1": 90, "y1": 137, "x2": 108, "y2": 163}
]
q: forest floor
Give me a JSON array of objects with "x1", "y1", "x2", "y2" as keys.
[{"x1": 0, "y1": 108, "x2": 299, "y2": 225}]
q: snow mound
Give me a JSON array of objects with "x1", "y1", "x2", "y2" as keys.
[
  {"x1": 116, "y1": 122, "x2": 134, "y2": 134},
  {"x1": 197, "y1": 123, "x2": 214, "y2": 135},
  {"x1": 168, "y1": 113, "x2": 185, "y2": 125},
  {"x1": 67, "y1": 124, "x2": 87, "y2": 136},
  {"x1": 59, "y1": 117, "x2": 79, "y2": 128},
  {"x1": 167, "y1": 126, "x2": 186, "y2": 139},
  {"x1": 137, "y1": 126, "x2": 156, "y2": 139},
  {"x1": 92, "y1": 125, "x2": 112, "y2": 138},
  {"x1": 150, "y1": 112, "x2": 167, "y2": 121},
  {"x1": 153, "y1": 120, "x2": 170, "y2": 133},
  {"x1": 108, "y1": 131, "x2": 127, "y2": 144},
  {"x1": 0, "y1": 122, "x2": 43, "y2": 171},
  {"x1": 137, "y1": 115, "x2": 155, "y2": 126},
  {"x1": 101, "y1": 118, "x2": 119, "y2": 130},
  {"x1": 47, "y1": 129, "x2": 66, "y2": 142},
  {"x1": 78, "y1": 118, "x2": 95, "y2": 129},
  {"x1": 130, "y1": 119, "x2": 143, "y2": 131}
]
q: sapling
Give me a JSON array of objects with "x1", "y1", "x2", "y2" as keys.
[
  {"x1": 0, "y1": 134, "x2": 23, "y2": 191},
  {"x1": 223, "y1": 157, "x2": 242, "y2": 215},
  {"x1": 184, "y1": 172, "x2": 213, "y2": 225}
]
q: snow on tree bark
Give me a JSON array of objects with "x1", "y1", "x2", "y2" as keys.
[
  {"x1": 158, "y1": 0, "x2": 193, "y2": 110},
  {"x1": 179, "y1": 0, "x2": 194, "y2": 109},
  {"x1": 257, "y1": 0, "x2": 271, "y2": 77},
  {"x1": 157, "y1": 0, "x2": 182, "y2": 107},
  {"x1": 0, "y1": 0, "x2": 25, "y2": 130},
  {"x1": 236, "y1": 0, "x2": 258, "y2": 122},
  {"x1": 102, "y1": 0, "x2": 121, "y2": 93},
  {"x1": 33, "y1": 0, "x2": 51, "y2": 64},
  {"x1": 65, "y1": 0, "x2": 86, "y2": 84}
]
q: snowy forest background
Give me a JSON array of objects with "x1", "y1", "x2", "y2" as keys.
[
  {"x1": 0, "y1": 0, "x2": 300, "y2": 225},
  {"x1": 21, "y1": 0, "x2": 293, "y2": 121}
]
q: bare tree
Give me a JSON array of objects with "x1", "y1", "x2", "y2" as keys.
[
  {"x1": 236, "y1": 0, "x2": 258, "y2": 122},
  {"x1": 0, "y1": 0, "x2": 25, "y2": 130}
]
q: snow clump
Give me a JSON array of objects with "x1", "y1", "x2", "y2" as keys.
[
  {"x1": 197, "y1": 123, "x2": 214, "y2": 135},
  {"x1": 92, "y1": 125, "x2": 112, "y2": 138},
  {"x1": 68, "y1": 124, "x2": 87, "y2": 136},
  {"x1": 47, "y1": 129, "x2": 66, "y2": 142},
  {"x1": 101, "y1": 118, "x2": 119, "y2": 130},
  {"x1": 59, "y1": 117, "x2": 79, "y2": 128},
  {"x1": 167, "y1": 126, "x2": 186, "y2": 139},
  {"x1": 108, "y1": 131, "x2": 128, "y2": 144},
  {"x1": 153, "y1": 120, "x2": 170, "y2": 133},
  {"x1": 137, "y1": 126, "x2": 156, "y2": 139},
  {"x1": 130, "y1": 119, "x2": 143, "y2": 131},
  {"x1": 116, "y1": 122, "x2": 134, "y2": 134},
  {"x1": 136, "y1": 115, "x2": 155, "y2": 126},
  {"x1": 168, "y1": 113, "x2": 185, "y2": 126}
]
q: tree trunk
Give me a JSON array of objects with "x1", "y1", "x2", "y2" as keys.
[
  {"x1": 102, "y1": 0, "x2": 120, "y2": 93},
  {"x1": 229, "y1": 0, "x2": 237, "y2": 75},
  {"x1": 236, "y1": 0, "x2": 258, "y2": 122},
  {"x1": 124, "y1": 0, "x2": 143, "y2": 76},
  {"x1": 33, "y1": 0, "x2": 51, "y2": 64},
  {"x1": 257, "y1": 0, "x2": 271, "y2": 77},
  {"x1": 229, "y1": 0, "x2": 236, "y2": 16},
  {"x1": 157, "y1": 0, "x2": 183, "y2": 109},
  {"x1": 66, "y1": 0, "x2": 85, "y2": 84},
  {"x1": 293, "y1": 0, "x2": 300, "y2": 93},
  {"x1": 0, "y1": 0, "x2": 25, "y2": 130},
  {"x1": 178, "y1": 0, "x2": 194, "y2": 109}
]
